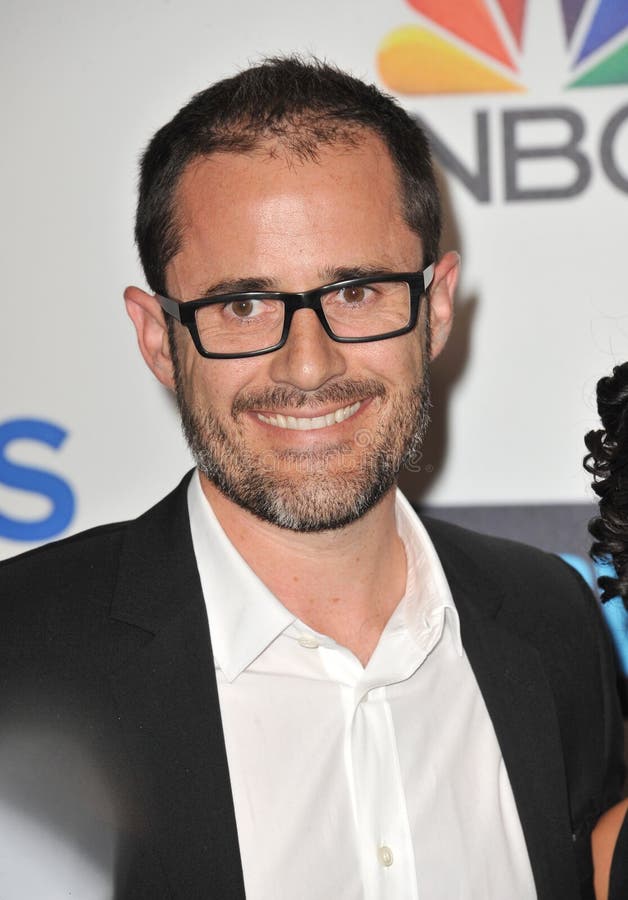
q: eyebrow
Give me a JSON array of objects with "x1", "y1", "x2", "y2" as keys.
[
  {"x1": 200, "y1": 277, "x2": 275, "y2": 298},
  {"x1": 198, "y1": 265, "x2": 406, "y2": 299}
]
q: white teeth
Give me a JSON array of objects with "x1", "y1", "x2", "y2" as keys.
[{"x1": 257, "y1": 401, "x2": 360, "y2": 430}]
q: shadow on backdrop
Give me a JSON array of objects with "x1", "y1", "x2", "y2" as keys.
[{"x1": 400, "y1": 164, "x2": 477, "y2": 505}]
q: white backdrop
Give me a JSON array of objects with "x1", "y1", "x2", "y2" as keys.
[{"x1": 1, "y1": 0, "x2": 627, "y2": 559}]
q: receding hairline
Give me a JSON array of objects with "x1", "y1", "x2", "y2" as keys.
[
  {"x1": 135, "y1": 57, "x2": 442, "y2": 295},
  {"x1": 165, "y1": 123, "x2": 423, "y2": 287}
]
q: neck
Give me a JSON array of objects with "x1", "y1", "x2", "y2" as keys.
[{"x1": 199, "y1": 473, "x2": 407, "y2": 666}]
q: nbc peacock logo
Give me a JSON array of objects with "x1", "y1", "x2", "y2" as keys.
[{"x1": 378, "y1": 0, "x2": 628, "y2": 95}]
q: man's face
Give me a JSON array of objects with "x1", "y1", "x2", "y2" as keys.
[{"x1": 163, "y1": 133, "x2": 439, "y2": 531}]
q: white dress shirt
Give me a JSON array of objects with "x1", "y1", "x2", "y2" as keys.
[{"x1": 188, "y1": 472, "x2": 537, "y2": 899}]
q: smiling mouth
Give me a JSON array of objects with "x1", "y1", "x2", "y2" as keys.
[{"x1": 256, "y1": 401, "x2": 361, "y2": 431}]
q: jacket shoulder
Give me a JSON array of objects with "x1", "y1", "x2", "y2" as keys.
[
  {"x1": 0, "y1": 522, "x2": 132, "y2": 642},
  {"x1": 422, "y1": 513, "x2": 586, "y2": 588},
  {"x1": 420, "y1": 508, "x2": 611, "y2": 635},
  {"x1": 0, "y1": 475, "x2": 192, "y2": 631},
  {"x1": 0, "y1": 473, "x2": 192, "y2": 594},
  {"x1": 0, "y1": 520, "x2": 128, "y2": 586}
]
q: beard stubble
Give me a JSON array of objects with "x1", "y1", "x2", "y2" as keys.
[{"x1": 171, "y1": 334, "x2": 431, "y2": 532}]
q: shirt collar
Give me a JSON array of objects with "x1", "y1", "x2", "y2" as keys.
[
  {"x1": 187, "y1": 471, "x2": 462, "y2": 681},
  {"x1": 187, "y1": 471, "x2": 295, "y2": 682},
  {"x1": 394, "y1": 490, "x2": 463, "y2": 657}
]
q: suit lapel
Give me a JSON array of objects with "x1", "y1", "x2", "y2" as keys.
[
  {"x1": 459, "y1": 611, "x2": 580, "y2": 899},
  {"x1": 108, "y1": 477, "x2": 245, "y2": 899},
  {"x1": 426, "y1": 522, "x2": 581, "y2": 900}
]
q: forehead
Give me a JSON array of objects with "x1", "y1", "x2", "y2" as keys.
[{"x1": 168, "y1": 132, "x2": 420, "y2": 293}]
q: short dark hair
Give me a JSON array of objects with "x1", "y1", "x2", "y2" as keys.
[
  {"x1": 134, "y1": 56, "x2": 441, "y2": 296},
  {"x1": 585, "y1": 361, "x2": 628, "y2": 608}
]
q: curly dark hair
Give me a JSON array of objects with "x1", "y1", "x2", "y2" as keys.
[{"x1": 585, "y1": 361, "x2": 628, "y2": 607}]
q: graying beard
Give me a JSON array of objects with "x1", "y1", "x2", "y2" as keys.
[{"x1": 170, "y1": 327, "x2": 431, "y2": 532}]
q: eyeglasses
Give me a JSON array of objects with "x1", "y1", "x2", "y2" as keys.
[{"x1": 156, "y1": 264, "x2": 434, "y2": 359}]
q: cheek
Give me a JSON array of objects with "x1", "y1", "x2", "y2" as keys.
[
  {"x1": 396, "y1": 319, "x2": 429, "y2": 377},
  {"x1": 182, "y1": 351, "x2": 264, "y2": 413},
  {"x1": 351, "y1": 333, "x2": 424, "y2": 384}
]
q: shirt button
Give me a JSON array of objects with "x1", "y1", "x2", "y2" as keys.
[
  {"x1": 297, "y1": 634, "x2": 320, "y2": 649},
  {"x1": 378, "y1": 845, "x2": 394, "y2": 867}
]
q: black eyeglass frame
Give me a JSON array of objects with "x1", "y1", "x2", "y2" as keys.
[{"x1": 156, "y1": 264, "x2": 435, "y2": 360}]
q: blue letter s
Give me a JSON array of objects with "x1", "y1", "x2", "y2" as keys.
[{"x1": 0, "y1": 419, "x2": 75, "y2": 542}]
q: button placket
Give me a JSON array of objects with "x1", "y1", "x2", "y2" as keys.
[{"x1": 348, "y1": 687, "x2": 418, "y2": 899}]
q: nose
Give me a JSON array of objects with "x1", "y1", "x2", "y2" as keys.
[{"x1": 267, "y1": 308, "x2": 347, "y2": 391}]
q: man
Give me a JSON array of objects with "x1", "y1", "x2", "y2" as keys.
[{"x1": 0, "y1": 58, "x2": 623, "y2": 899}]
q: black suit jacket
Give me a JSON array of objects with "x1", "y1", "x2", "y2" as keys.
[{"x1": 0, "y1": 473, "x2": 624, "y2": 899}]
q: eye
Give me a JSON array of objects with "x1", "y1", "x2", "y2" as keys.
[
  {"x1": 340, "y1": 285, "x2": 368, "y2": 304},
  {"x1": 227, "y1": 299, "x2": 262, "y2": 318}
]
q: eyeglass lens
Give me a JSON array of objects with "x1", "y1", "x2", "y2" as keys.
[{"x1": 194, "y1": 280, "x2": 412, "y2": 355}]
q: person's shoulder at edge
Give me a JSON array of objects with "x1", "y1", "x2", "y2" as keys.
[{"x1": 593, "y1": 798, "x2": 628, "y2": 900}]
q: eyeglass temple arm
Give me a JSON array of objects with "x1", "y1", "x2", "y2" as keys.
[{"x1": 157, "y1": 294, "x2": 183, "y2": 322}]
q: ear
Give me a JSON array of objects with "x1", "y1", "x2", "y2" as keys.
[
  {"x1": 124, "y1": 286, "x2": 176, "y2": 391},
  {"x1": 428, "y1": 250, "x2": 459, "y2": 361}
]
